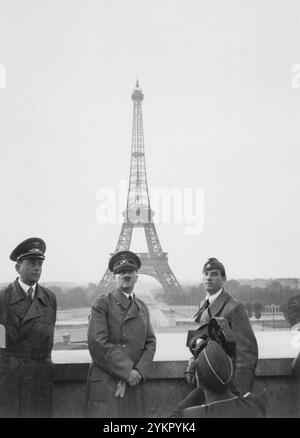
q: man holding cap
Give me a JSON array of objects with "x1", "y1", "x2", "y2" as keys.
[
  {"x1": 171, "y1": 257, "x2": 258, "y2": 416},
  {"x1": 0, "y1": 237, "x2": 57, "y2": 417},
  {"x1": 183, "y1": 341, "x2": 264, "y2": 418},
  {"x1": 189, "y1": 258, "x2": 258, "y2": 393},
  {"x1": 86, "y1": 250, "x2": 156, "y2": 418}
]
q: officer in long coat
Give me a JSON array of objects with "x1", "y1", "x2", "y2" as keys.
[
  {"x1": 86, "y1": 251, "x2": 156, "y2": 418},
  {"x1": 171, "y1": 257, "x2": 258, "y2": 416},
  {"x1": 0, "y1": 238, "x2": 57, "y2": 418},
  {"x1": 189, "y1": 258, "x2": 258, "y2": 392}
]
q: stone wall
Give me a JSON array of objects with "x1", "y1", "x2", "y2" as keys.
[{"x1": 52, "y1": 357, "x2": 300, "y2": 418}]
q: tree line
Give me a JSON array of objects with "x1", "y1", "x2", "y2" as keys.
[
  {"x1": 50, "y1": 283, "x2": 98, "y2": 309},
  {"x1": 154, "y1": 279, "x2": 300, "y2": 327},
  {"x1": 50, "y1": 279, "x2": 300, "y2": 327}
]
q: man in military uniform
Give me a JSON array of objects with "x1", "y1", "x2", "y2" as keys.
[
  {"x1": 183, "y1": 340, "x2": 265, "y2": 418},
  {"x1": 86, "y1": 251, "x2": 156, "y2": 418},
  {"x1": 0, "y1": 238, "x2": 57, "y2": 418},
  {"x1": 171, "y1": 257, "x2": 258, "y2": 416}
]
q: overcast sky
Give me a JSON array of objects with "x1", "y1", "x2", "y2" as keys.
[{"x1": 0, "y1": 0, "x2": 300, "y2": 285}]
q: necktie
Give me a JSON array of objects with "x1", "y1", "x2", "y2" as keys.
[
  {"x1": 128, "y1": 295, "x2": 133, "y2": 304},
  {"x1": 202, "y1": 298, "x2": 210, "y2": 310},
  {"x1": 28, "y1": 286, "x2": 34, "y2": 301},
  {"x1": 194, "y1": 299, "x2": 210, "y2": 323}
]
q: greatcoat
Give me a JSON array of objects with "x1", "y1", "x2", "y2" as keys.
[
  {"x1": 85, "y1": 288, "x2": 156, "y2": 418},
  {"x1": 171, "y1": 288, "x2": 258, "y2": 417},
  {"x1": 194, "y1": 288, "x2": 258, "y2": 392},
  {"x1": 0, "y1": 279, "x2": 57, "y2": 418}
]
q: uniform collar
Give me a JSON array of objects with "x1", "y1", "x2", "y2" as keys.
[
  {"x1": 205, "y1": 288, "x2": 223, "y2": 305},
  {"x1": 121, "y1": 291, "x2": 134, "y2": 300},
  {"x1": 18, "y1": 277, "x2": 37, "y2": 295},
  {"x1": 112, "y1": 288, "x2": 140, "y2": 311},
  {"x1": 207, "y1": 288, "x2": 231, "y2": 317},
  {"x1": 9, "y1": 279, "x2": 48, "y2": 306}
]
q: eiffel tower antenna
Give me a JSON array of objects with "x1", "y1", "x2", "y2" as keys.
[{"x1": 98, "y1": 81, "x2": 183, "y2": 294}]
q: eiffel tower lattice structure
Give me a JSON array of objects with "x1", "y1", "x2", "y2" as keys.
[{"x1": 98, "y1": 81, "x2": 183, "y2": 295}]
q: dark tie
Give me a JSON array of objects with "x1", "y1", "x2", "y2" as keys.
[
  {"x1": 128, "y1": 295, "x2": 133, "y2": 304},
  {"x1": 194, "y1": 298, "x2": 210, "y2": 323},
  {"x1": 28, "y1": 286, "x2": 34, "y2": 301},
  {"x1": 202, "y1": 298, "x2": 210, "y2": 310}
]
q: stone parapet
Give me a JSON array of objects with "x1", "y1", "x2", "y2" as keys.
[{"x1": 52, "y1": 357, "x2": 300, "y2": 418}]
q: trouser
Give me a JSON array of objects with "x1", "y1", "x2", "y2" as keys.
[{"x1": 0, "y1": 350, "x2": 54, "y2": 418}]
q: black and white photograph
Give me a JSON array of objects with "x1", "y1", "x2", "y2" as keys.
[{"x1": 0, "y1": 0, "x2": 299, "y2": 421}]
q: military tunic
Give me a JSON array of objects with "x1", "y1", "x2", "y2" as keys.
[
  {"x1": 86, "y1": 288, "x2": 156, "y2": 418},
  {"x1": 0, "y1": 280, "x2": 57, "y2": 418},
  {"x1": 183, "y1": 392, "x2": 265, "y2": 418}
]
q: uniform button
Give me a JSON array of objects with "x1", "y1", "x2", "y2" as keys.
[
  {"x1": 123, "y1": 333, "x2": 127, "y2": 337},
  {"x1": 120, "y1": 312, "x2": 124, "y2": 315},
  {"x1": 123, "y1": 344, "x2": 126, "y2": 348}
]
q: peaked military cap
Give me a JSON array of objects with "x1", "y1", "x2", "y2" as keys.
[
  {"x1": 10, "y1": 237, "x2": 46, "y2": 262},
  {"x1": 202, "y1": 257, "x2": 226, "y2": 277},
  {"x1": 109, "y1": 250, "x2": 141, "y2": 274}
]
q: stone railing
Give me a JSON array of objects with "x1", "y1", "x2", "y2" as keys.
[{"x1": 52, "y1": 356, "x2": 300, "y2": 418}]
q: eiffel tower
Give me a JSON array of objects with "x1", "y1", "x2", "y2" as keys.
[{"x1": 98, "y1": 81, "x2": 183, "y2": 295}]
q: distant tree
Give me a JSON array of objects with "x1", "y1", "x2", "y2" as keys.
[
  {"x1": 155, "y1": 284, "x2": 204, "y2": 306},
  {"x1": 245, "y1": 302, "x2": 253, "y2": 318},
  {"x1": 51, "y1": 286, "x2": 69, "y2": 309},
  {"x1": 67, "y1": 287, "x2": 89, "y2": 308},
  {"x1": 253, "y1": 302, "x2": 262, "y2": 320},
  {"x1": 283, "y1": 295, "x2": 300, "y2": 327},
  {"x1": 86, "y1": 283, "x2": 99, "y2": 304},
  {"x1": 155, "y1": 280, "x2": 300, "y2": 311},
  {"x1": 226, "y1": 279, "x2": 240, "y2": 297},
  {"x1": 50, "y1": 286, "x2": 63, "y2": 300},
  {"x1": 280, "y1": 302, "x2": 287, "y2": 314}
]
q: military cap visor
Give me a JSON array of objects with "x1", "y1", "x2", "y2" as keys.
[
  {"x1": 202, "y1": 258, "x2": 226, "y2": 277},
  {"x1": 10, "y1": 237, "x2": 46, "y2": 262},
  {"x1": 109, "y1": 250, "x2": 141, "y2": 274}
]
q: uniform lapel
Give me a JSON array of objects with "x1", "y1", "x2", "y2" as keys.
[
  {"x1": 124, "y1": 294, "x2": 141, "y2": 321},
  {"x1": 21, "y1": 283, "x2": 47, "y2": 324},
  {"x1": 196, "y1": 289, "x2": 231, "y2": 324},
  {"x1": 9, "y1": 280, "x2": 30, "y2": 321},
  {"x1": 112, "y1": 288, "x2": 131, "y2": 310},
  {"x1": 208, "y1": 288, "x2": 231, "y2": 317},
  {"x1": 112, "y1": 289, "x2": 142, "y2": 321},
  {"x1": 194, "y1": 299, "x2": 208, "y2": 323}
]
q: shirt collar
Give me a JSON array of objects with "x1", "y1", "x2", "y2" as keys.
[
  {"x1": 205, "y1": 288, "x2": 223, "y2": 304},
  {"x1": 121, "y1": 291, "x2": 134, "y2": 300},
  {"x1": 18, "y1": 277, "x2": 37, "y2": 295}
]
